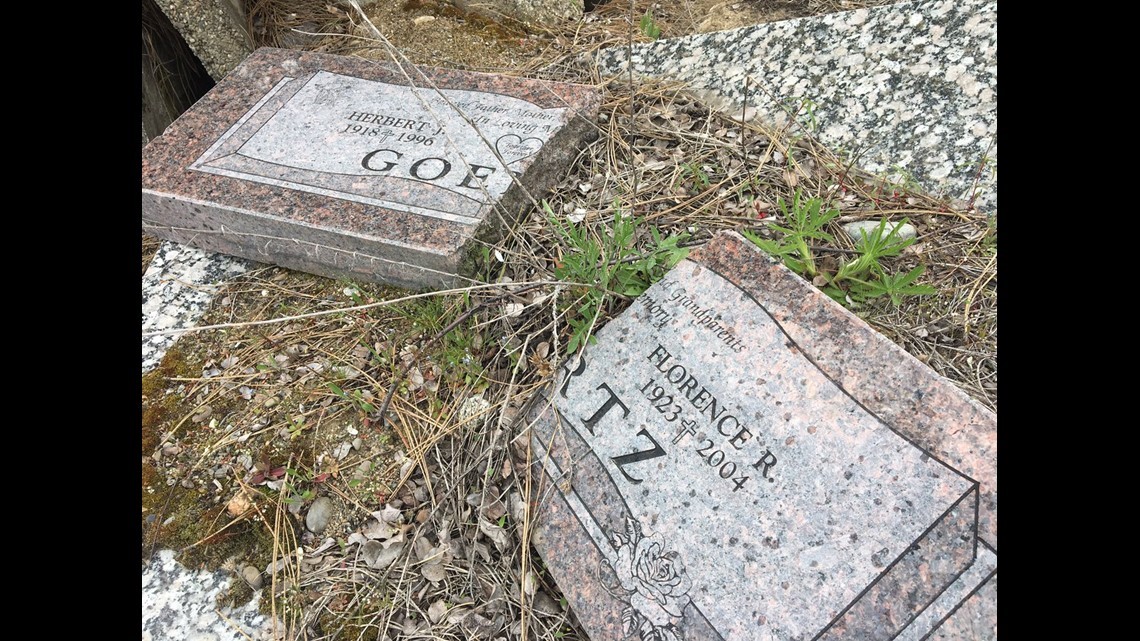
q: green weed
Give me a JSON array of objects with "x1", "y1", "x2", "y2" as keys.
[
  {"x1": 681, "y1": 162, "x2": 711, "y2": 190},
  {"x1": 639, "y1": 10, "x2": 661, "y2": 40},
  {"x1": 393, "y1": 295, "x2": 487, "y2": 390},
  {"x1": 983, "y1": 214, "x2": 997, "y2": 253},
  {"x1": 743, "y1": 189, "x2": 837, "y2": 279},
  {"x1": 547, "y1": 199, "x2": 688, "y2": 354},
  {"x1": 327, "y1": 382, "x2": 376, "y2": 415},
  {"x1": 743, "y1": 189, "x2": 935, "y2": 307}
]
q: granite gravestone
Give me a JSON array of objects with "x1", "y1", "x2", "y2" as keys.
[
  {"x1": 524, "y1": 231, "x2": 996, "y2": 640},
  {"x1": 142, "y1": 48, "x2": 600, "y2": 289}
]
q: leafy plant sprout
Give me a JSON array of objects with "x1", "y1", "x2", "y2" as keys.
[
  {"x1": 547, "y1": 199, "x2": 689, "y2": 354},
  {"x1": 743, "y1": 189, "x2": 935, "y2": 307}
]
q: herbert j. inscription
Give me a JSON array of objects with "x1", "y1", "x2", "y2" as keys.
[
  {"x1": 527, "y1": 254, "x2": 979, "y2": 640},
  {"x1": 191, "y1": 70, "x2": 567, "y2": 224}
]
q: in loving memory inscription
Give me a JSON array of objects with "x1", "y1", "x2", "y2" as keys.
[{"x1": 528, "y1": 259, "x2": 979, "y2": 641}]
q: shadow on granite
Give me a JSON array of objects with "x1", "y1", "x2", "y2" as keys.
[{"x1": 596, "y1": 0, "x2": 997, "y2": 212}]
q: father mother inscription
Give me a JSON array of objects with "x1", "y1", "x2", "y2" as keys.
[
  {"x1": 524, "y1": 231, "x2": 996, "y2": 640},
  {"x1": 142, "y1": 48, "x2": 600, "y2": 289}
]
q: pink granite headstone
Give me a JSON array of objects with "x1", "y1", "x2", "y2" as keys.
[
  {"x1": 524, "y1": 231, "x2": 997, "y2": 640},
  {"x1": 142, "y1": 48, "x2": 600, "y2": 289}
]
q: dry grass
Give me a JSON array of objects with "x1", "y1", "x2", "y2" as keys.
[{"x1": 142, "y1": 1, "x2": 995, "y2": 639}]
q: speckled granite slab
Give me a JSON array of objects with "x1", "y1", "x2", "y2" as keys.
[
  {"x1": 596, "y1": 0, "x2": 997, "y2": 211},
  {"x1": 523, "y1": 231, "x2": 996, "y2": 640},
  {"x1": 143, "y1": 549, "x2": 278, "y2": 641},
  {"x1": 142, "y1": 48, "x2": 600, "y2": 289},
  {"x1": 142, "y1": 240, "x2": 252, "y2": 373}
]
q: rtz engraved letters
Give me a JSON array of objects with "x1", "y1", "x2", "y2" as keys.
[
  {"x1": 579, "y1": 382, "x2": 629, "y2": 436},
  {"x1": 610, "y1": 428, "x2": 666, "y2": 484}
]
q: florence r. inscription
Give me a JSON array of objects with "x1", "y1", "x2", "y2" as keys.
[{"x1": 558, "y1": 341, "x2": 780, "y2": 495}]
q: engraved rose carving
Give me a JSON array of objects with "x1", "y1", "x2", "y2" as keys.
[{"x1": 603, "y1": 517, "x2": 691, "y2": 640}]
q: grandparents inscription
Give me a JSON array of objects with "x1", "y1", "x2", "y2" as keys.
[
  {"x1": 142, "y1": 48, "x2": 600, "y2": 289},
  {"x1": 525, "y1": 232, "x2": 995, "y2": 640}
]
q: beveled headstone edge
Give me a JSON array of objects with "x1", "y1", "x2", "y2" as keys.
[{"x1": 690, "y1": 230, "x2": 996, "y2": 547}]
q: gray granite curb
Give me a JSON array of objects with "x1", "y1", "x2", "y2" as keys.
[{"x1": 596, "y1": 0, "x2": 997, "y2": 212}]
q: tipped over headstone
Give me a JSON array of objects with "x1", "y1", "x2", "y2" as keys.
[
  {"x1": 142, "y1": 48, "x2": 600, "y2": 289},
  {"x1": 523, "y1": 231, "x2": 996, "y2": 640}
]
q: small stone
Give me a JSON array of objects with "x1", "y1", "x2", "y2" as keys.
[
  {"x1": 264, "y1": 397, "x2": 279, "y2": 408},
  {"x1": 531, "y1": 590, "x2": 561, "y2": 615},
  {"x1": 180, "y1": 478, "x2": 195, "y2": 489},
  {"x1": 241, "y1": 565, "x2": 263, "y2": 590},
  {"x1": 227, "y1": 491, "x2": 253, "y2": 517},
  {"x1": 191, "y1": 406, "x2": 213, "y2": 423},
  {"x1": 843, "y1": 220, "x2": 916, "y2": 243},
  {"x1": 306, "y1": 496, "x2": 334, "y2": 534},
  {"x1": 353, "y1": 460, "x2": 372, "y2": 480},
  {"x1": 351, "y1": 437, "x2": 363, "y2": 450}
]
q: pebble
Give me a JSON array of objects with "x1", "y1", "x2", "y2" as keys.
[
  {"x1": 306, "y1": 496, "x2": 334, "y2": 534},
  {"x1": 263, "y1": 397, "x2": 279, "y2": 408},
  {"x1": 532, "y1": 590, "x2": 561, "y2": 615},
  {"x1": 227, "y1": 491, "x2": 253, "y2": 517},
  {"x1": 353, "y1": 460, "x2": 372, "y2": 480},
  {"x1": 241, "y1": 565, "x2": 263, "y2": 590},
  {"x1": 842, "y1": 220, "x2": 916, "y2": 243}
]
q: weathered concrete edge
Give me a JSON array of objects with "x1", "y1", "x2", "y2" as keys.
[{"x1": 141, "y1": 190, "x2": 465, "y2": 290}]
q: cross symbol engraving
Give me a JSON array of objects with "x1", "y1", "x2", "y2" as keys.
[{"x1": 673, "y1": 419, "x2": 697, "y2": 445}]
